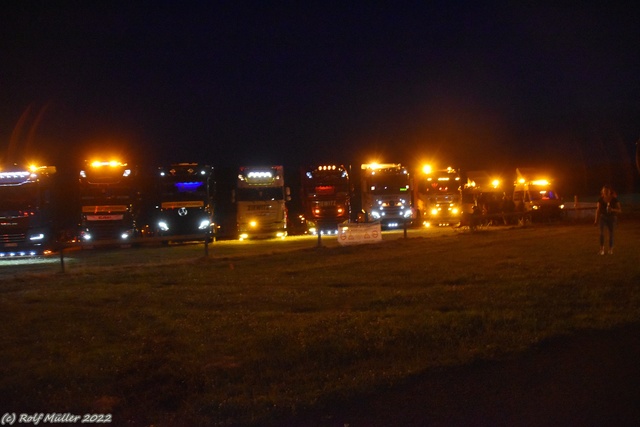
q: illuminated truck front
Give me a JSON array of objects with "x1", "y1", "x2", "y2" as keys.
[
  {"x1": 79, "y1": 161, "x2": 138, "y2": 242},
  {"x1": 155, "y1": 164, "x2": 214, "y2": 239},
  {"x1": 360, "y1": 163, "x2": 412, "y2": 229},
  {"x1": 236, "y1": 166, "x2": 289, "y2": 240},
  {"x1": 303, "y1": 165, "x2": 350, "y2": 235},
  {"x1": 0, "y1": 166, "x2": 56, "y2": 256},
  {"x1": 417, "y1": 166, "x2": 462, "y2": 227},
  {"x1": 513, "y1": 168, "x2": 564, "y2": 221}
]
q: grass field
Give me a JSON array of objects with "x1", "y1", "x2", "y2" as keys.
[{"x1": 2, "y1": 218, "x2": 640, "y2": 426}]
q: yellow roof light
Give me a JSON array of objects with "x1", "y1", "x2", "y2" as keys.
[
  {"x1": 532, "y1": 179, "x2": 550, "y2": 186},
  {"x1": 91, "y1": 160, "x2": 126, "y2": 168},
  {"x1": 362, "y1": 162, "x2": 402, "y2": 171}
]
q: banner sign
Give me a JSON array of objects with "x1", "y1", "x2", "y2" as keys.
[
  {"x1": 86, "y1": 214, "x2": 124, "y2": 221},
  {"x1": 338, "y1": 222, "x2": 382, "y2": 246}
]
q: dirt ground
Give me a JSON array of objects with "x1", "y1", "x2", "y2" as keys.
[{"x1": 278, "y1": 323, "x2": 640, "y2": 427}]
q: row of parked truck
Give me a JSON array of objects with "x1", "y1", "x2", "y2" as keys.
[{"x1": 0, "y1": 160, "x2": 564, "y2": 256}]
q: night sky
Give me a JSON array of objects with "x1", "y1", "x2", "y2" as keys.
[{"x1": 2, "y1": 2, "x2": 639, "y2": 193}]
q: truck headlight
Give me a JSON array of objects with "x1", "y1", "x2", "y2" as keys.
[
  {"x1": 403, "y1": 210, "x2": 412, "y2": 218},
  {"x1": 158, "y1": 221, "x2": 169, "y2": 231},
  {"x1": 371, "y1": 210, "x2": 381, "y2": 219},
  {"x1": 29, "y1": 233, "x2": 45, "y2": 241},
  {"x1": 431, "y1": 208, "x2": 439, "y2": 216},
  {"x1": 198, "y1": 220, "x2": 211, "y2": 230}
]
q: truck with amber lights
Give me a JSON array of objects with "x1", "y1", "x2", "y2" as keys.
[
  {"x1": 0, "y1": 165, "x2": 57, "y2": 256},
  {"x1": 234, "y1": 166, "x2": 290, "y2": 240},
  {"x1": 301, "y1": 165, "x2": 350, "y2": 235},
  {"x1": 359, "y1": 163, "x2": 412, "y2": 229},
  {"x1": 154, "y1": 163, "x2": 215, "y2": 241},
  {"x1": 79, "y1": 160, "x2": 139, "y2": 243},
  {"x1": 415, "y1": 166, "x2": 462, "y2": 226},
  {"x1": 513, "y1": 168, "x2": 564, "y2": 221},
  {"x1": 461, "y1": 170, "x2": 513, "y2": 226}
]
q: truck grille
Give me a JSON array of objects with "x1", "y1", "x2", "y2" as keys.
[
  {"x1": 1, "y1": 233, "x2": 26, "y2": 244},
  {"x1": 381, "y1": 207, "x2": 403, "y2": 217},
  {"x1": 86, "y1": 221, "x2": 127, "y2": 240}
]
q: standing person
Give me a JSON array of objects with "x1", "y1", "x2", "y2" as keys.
[{"x1": 594, "y1": 185, "x2": 621, "y2": 255}]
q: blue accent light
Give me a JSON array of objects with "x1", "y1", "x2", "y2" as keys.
[{"x1": 175, "y1": 182, "x2": 203, "y2": 192}]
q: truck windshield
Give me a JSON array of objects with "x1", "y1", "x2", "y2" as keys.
[
  {"x1": 367, "y1": 175, "x2": 410, "y2": 195},
  {"x1": 80, "y1": 186, "x2": 132, "y2": 203},
  {"x1": 305, "y1": 177, "x2": 349, "y2": 198},
  {"x1": 0, "y1": 185, "x2": 38, "y2": 214},
  {"x1": 530, "y1": 187, "x2": 559, "y2": 201},
  {"x1": 236, "y1": 187, "x2": 284, "y2": 201},
  {"x1": 431, "y1": 194, "x2": 459, "y2": 204},
  {"x1": 160, "y1": 180, "x2": 207, "y2": 200}
]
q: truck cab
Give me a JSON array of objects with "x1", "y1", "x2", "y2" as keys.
[
  {"x1": 415, "y1": 166, "x2": 462, "y2": 227},
  {"x1": 0, "y1": 165, "x2": 58, "y2": 256},
  {"x1": 513, "y1": 168, "x2": 564, "y2": 221},
  {"x1": 359, "y1": 163, "x2": 413, "y2": 229}
]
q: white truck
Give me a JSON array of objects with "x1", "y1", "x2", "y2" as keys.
[
  {"x1": 359, "y1": 163, "x2": 412, "y2": 229},
  {"x1": 235, "y1": 165, "x2": 289, "y2": 239}
]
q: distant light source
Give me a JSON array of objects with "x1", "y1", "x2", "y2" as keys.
[{"x1": 532, "y1": 179, "x2": 550, "y2": 186}]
